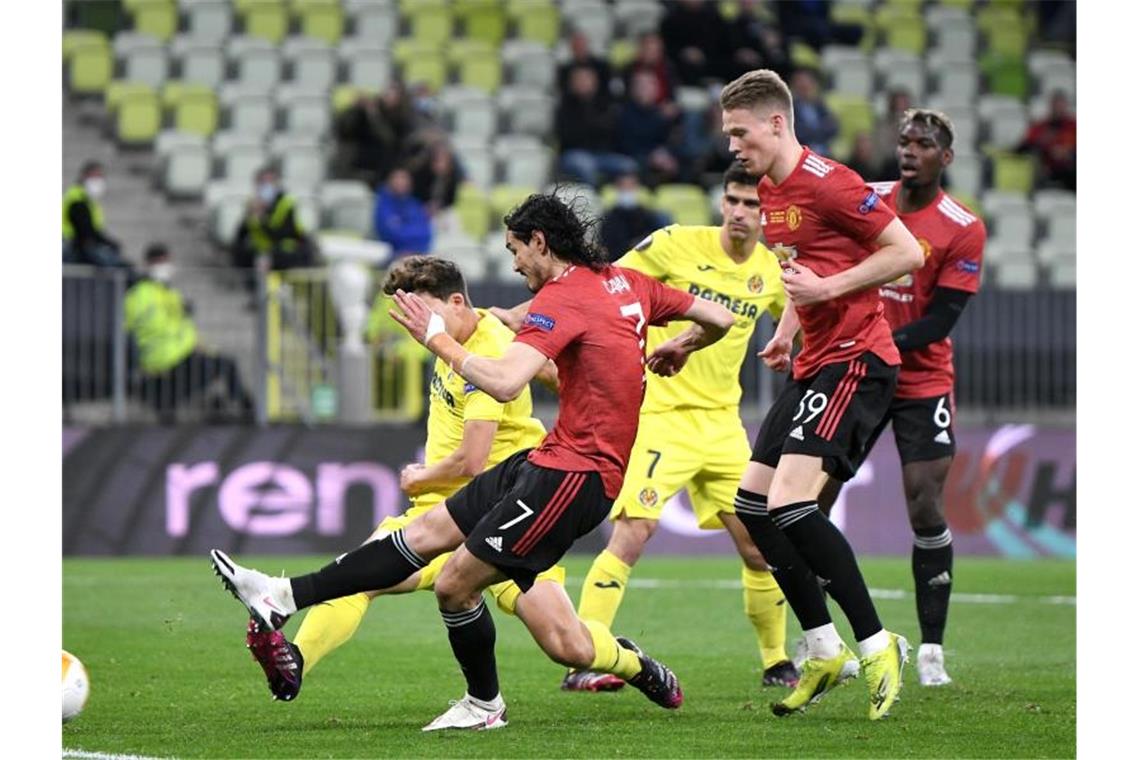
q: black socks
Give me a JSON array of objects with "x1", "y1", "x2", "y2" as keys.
[
  {"x1": 290, "y1": 530, "x2": 427, "y2": 610},
  {"x1": 912, "y1": 524, "x2": 953, "y2": 645},
  {"x1": 441, "y1": 598, "x2": 500, "y2": 702}
]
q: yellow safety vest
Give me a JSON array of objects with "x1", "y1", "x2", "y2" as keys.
[
  {"x1": 123, "y1": 280, "x2": 199, "y2": 374},
  {"x1": 62, "y1": 184, "x2": 105, "y2": 242},
  {"x1": 247, "y1": 195, "x2": 302, "y2": 254}
]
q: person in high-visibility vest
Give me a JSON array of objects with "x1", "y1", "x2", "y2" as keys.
[
  {"x1": 124, "y1": 243, "x2": 255, "y2": 422},
  {"x1": 231, "y1": 166, "x2": 315, "y2": 278},
  {"x1": 62, "y1": 160, "x2": 131, "y2": 269}
]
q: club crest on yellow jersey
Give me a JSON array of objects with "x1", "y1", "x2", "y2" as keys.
[
  {"x1": 638, "y1": 487, "x2": 659, "y2": 508},
  {"x1": 747, "y1": 275, "x2": 764, "y2": 293}
]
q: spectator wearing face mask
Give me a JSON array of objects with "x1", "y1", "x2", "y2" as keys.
[
  {"x1": 63, "y1": 160, "x2": 132, "y2": 269},
  {"x1": 231, "y1": 166, "x2": 316, "y2": 283},
  {"x1": 600, "y1": 172, "x2": 671, "y2": 261},
  {"x1": 124, "y1": 243, "x2": 255, "y2": 423}
]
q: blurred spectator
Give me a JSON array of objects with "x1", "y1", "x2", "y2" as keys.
[
  {"x1": 62, "y1": 161, "x2": 132, "y2": 269},
  {"x1": 692, "y1": 103, "x2": 737, "y2": 181},
  {"x1": 558, "y1": 30, "x2": 614, "y2": 103},
  {"x1": 1018, "y1": 91, "x2": 1077, "y2": 191},
  {"x1": 617, "y1": 71, "x2": 681, "y2": 185},
  {"x1": 845, "y1": 132, "x2": 879, "y2": 181},
  {"x1": 557, "y1": 65, "x2": 638, "y2": 186},
  {"x1": 124, "y1": 243, "x2": 254, "y2": 423},
  {"x1": 790, "y1": 68, "x2": 839, "y2": 156},
  {"x1": 775, "y1": 0, "x2": 863, "y2": 50},
  {"x1": 408, "y1": 138, "x2": 464, "y2": 222},
  {"x1": 1037, "y1": 1, "x2": 1077, "y2": 51},
  {"x1": 231, "y1": 166, "x2": 315, "y2": 281},
  {"x1": 873, "y1": 89, "x2": 913, "y2": 180},
  {"x1": 660, "y1": 0, "x2": 731, "y2": 86},
  {"x1": 623, "y1": 32, "x2": 677, "y2": 105},
  {"x1": 726, "y1": 0, "x2": 792, "y2": 81},
  {"x1": 373, "y1": 167, "x2": 433, "y2": 257},
  {"x1": 600, "y1": 172, "x2": 670, "y2": 261},
  {"x1": 333, "y1": 81, "x2": 416, "y2": 187}
]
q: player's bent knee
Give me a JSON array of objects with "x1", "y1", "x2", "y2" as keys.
[
  {"x1": 607, "y1": 516, "x2": 656, "y2": 564},
  {"x1": 433, "y1": 568, "x2": 479, "y2": 610},
  {"x1": 544, "y1": 628, "x2": 594, "y2": 669}
]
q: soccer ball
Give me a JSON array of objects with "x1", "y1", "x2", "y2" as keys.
[{"x1": 62, "y1": 650, "x2": 90, "y2": 723}]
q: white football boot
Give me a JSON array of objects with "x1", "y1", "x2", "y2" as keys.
[
  {"x1": 422, "y1": 693, "x2": 508, "y2": 732},
  {"x1": 210, "y1": 549, "x2": 295, "y2": 631},
  {"x1": 916, "y1": 643, "x2": 953, "y2": 686}
]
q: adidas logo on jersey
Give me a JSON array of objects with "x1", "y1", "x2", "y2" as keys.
[
  {"x1": 928, "y1": 571, "x2": 952, "y2": 587},
  {"x1": 789, "y1": 425, "x2": 805, "y2": 441},
  {"x1": 485, "y1": 536, "x2": 503, "y2": 553},
  {"x1": 934, "y1": 430, "x2": 952, "y2": 444}
]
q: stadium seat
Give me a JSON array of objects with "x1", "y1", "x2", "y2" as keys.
[
  {"x1": 214, "y1": 141, "x2": 266, "y2": 183},
  {"x1": 1036, "y1": 239, "x2": 1074, "y2": 266},
  {"x1": 977, "y1": 95, "x2": 1028, "y2": 151},
  {"x1": 68, "y1": 44, "x2": 113, "y2": 96},
  {"x1": 1037, "y1": 68, "x2": 1076, "y2": 101},
  {"x1": 455, "y1": 50, "x2": 503, "y2": 93},
  {"x1": 599, "y1": 182, "x2": 654, "y2": 210},
  {"x1": 162, "y1": 142, "x2": 212, "y2": 199},
  {"x1": 297, "y1": 2, "x2": 345, "y2": 44},
  {"x1": 994, "y1": 259, "x2": 1038, "y2": 290},
  {"x1": 1042, "y1": 210, "x2": 1076, "y2": 252},
  {"x1": 947, "y1": 152, "x2": 984, "y2": 198},
  {"x1": 116, "y1": 37, "x2": 169, "y2": 90},
  {"x1": 348, "y1": 2, "x2": 398, "y2": 46},
  {"x1": 789, "y1": 41, "x2": 822, "y2": 71},
  {"x1": 502, "y1": 40, "x2": 555, "y2": 89},
  {"x1": 654, "y1": 184, "x2": 711, "y2": 226},
  {"x1": 1027, "y1": 50, "x2": 1074, "y2": 81},
  {"x1": 828, "y1": 2, "x2": 874, "y2": 52},
  {"x1": 104, "y1": 81, "x2": 154, "y2": 114},
  {"x1": 283, "y1": 37, "x2": 336, "y2": 91},
  {"x1": 498, "y1": 86, "x2": 555, "y2": 137},
  {"x1": 510, "y1": 0, "x2": 560, "y2": 47},
  {"x1": 396, "y1": 43, "x2": 447, "y2": 90},
  {"x1": 277, "y1": 85, "x2": 331, "y2": 138},
  {"x1": 989, "y1": 206, "x2": 1035, "y2": 250},
  {"x1": 875, "y1": 48, "x2": 925, "y2": 101},
  {"x1": 455, "y1": 183, "x2": 492, "y2": 239},
  {"x1": 331, "y1": 84, "x2": 373, "y2": 113},
  {"x1": 825, "y1": 93, "x2": 874, "y2": 145},
  {"x1": 453, "y1": 138, "x2": 495, "y2": 190},
  {"x1": 494, "y1": 141, "x2": 551, "y2": 188},
  {"x1": 131, "y1": 0, "x2": 178, "y2": 41},
  {"x1": 979, "y1": 53, "x2": 1029, "y2": 100},
  {"x1": 220, "y1": 84, "x2": 275, "y2": 136},
  {"x1": 1045, "y1": 254, "x2": 1076, "y2": 288},
  {"x1": 271, "y1": 135, "x2": 327, "y2": 192},
  {"x1": 1032, "y1": 189, "x2": 1077, "y2": 220},
  {"x1": 318, "y1": 180, "x2": 374, "y2": 237},
  {"x1": 241, "y1": 0, "x2": 289, "y2": 44},
  {"x1": 927, "y1": 12, "x2": 976, "y2": 58},
  {"x1": 63, "y1": 30, "x2": 109, "y2": 63},
  {"x1": 340, "y1": 42, "x2": 393, "y2": 90},
  {"x1": 883, "y1": 16, "x2": 927, "y2": 55},
  {"x1": 822, "y1": 46, "x2": 873, "y2": 99},
  {"x1": 545, "y1": 182, "x2": 603, "y2": 223},
  {"x1": 172, "y1": 37, "x2": 225, "y2": 88},
  {"x1": 184, "y1": 0, "x2": 234, "y2": 43},
  {"x1": 458, "y1": 0, "x2": 507, "y2": 46},
  {"x1": 115, "y1": 88, "x2": 162, "y2": 145},
  {"x1": 931, "y1": 61, "x2": 978, "y2": 108},
  {"x1": 433, "y1": 231, "x2": 490, "y2": 282},
  {"x1": 212, "y1": 129, "x2": 263, "y2": 155},
  {"x1": 170, "y1": 85, "x2": 219, "y2": 137},
  {"x1": 231, "y1": 46, "x2": 282, "y2": 89},
  {"x1": 440, "y1": 86, "x2": 498, "y2": 140},
  {"x1": 613, "y1": 0, "x2": 664, "y2": 37},
  {"x1": 156, "y1": 130, "x2": 206, "y2": 166},
  {"x1": 489, "y1": 184, "x2": 534, "y2": 220},
  {"x1": 406, "y1": 4, "x2": 453, "y2": 45},
  {"x1": 205, "y1": 180, "x2": 250, "y2": 243}
]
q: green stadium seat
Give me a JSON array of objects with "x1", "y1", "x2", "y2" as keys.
[
  {"x1": 824, "y1": 93, "x2": 875, "y2": 144},
  {"x1": 458, "y1": 1, "x2": 507, "y2": 46},
  {"x1": 829, "y1": 3, "x2": 874, "y2": 52},
  {"x1": 510, "y1": 0, "x2": 560, "y2": 47},
  {"x1": 116, "y1": 89, "x2": 162, "y2": 145},
  {"x1": 981, "y1": 54, "x2": 1029, "y2": 100},
  {"x1": 937, "y1": 0, "x2": 976, "y2": 10},
  {"x1": 400, "y1": 0, "x2": 448, "y2": 13},
  {"x1": 242, "y1": 0, "x2": 290, "y2": 44},
  {"x1": 298, "y1": 2, "x2": 345, "y2": 45},
  {"x1": 489, "y1": 184, "x2": 533, "y2": 220},
  {"x1": 402, "y1": 54, "x2": 449, "y2": 91},
  {"x1": 789, "y1": 41, "x2": 821, "y2": 71},
  {"x1": 171, "y1": 86, "x2": 219, "y2": 137},
  {"x1": 68, "y1": 44, "x2": 113, "y2": 96},
  {"x1": 407, "y1": 5, "x2": 453, "y2": 45},
  {"x1": 332, "y1": 85, "x2": 373, "y2": 113},
  {"x1": 63, "y1": 30, "x2": 108, "y2": 62},
  {"x1": 884, "y1": 17, "x2": 927, "y2": 55},
  {"x1": 456, "y1": 51, "x2": 502, "y2": 93},
  {"x1": 654, "y1": 184, "x2": 711, "y2": 226},
  {"x1": 105, "y1": 81, "x2": 153, "y2": 113},
  {"x1": 456, "y1": 183, "x2": 492, "y2": 240},
  {"x1": 600, "y1": 183, "x2": 653, "y2": 209},
  {"x1": 991, "y1": 153, "x2": 1035, "y2": 195},
  {"x1": 986, "y1": 26, "x2": 1029, "y2": 58},
  {"x1": 393, "y1": 38, "x2": 442, "y2": 65},
  {"x1": 130, "y1": 0, "x2": 177, "y2": 42},
  {"x1": 608, "y1": 38, "x2": 637, "y2": 70}
]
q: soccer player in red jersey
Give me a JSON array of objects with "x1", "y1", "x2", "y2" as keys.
[
  {"x1": 718, "y1": 69, "x2": 925, "y2": 720},
  {"x1": 816, "y1": 109, "x2": 986, "y2": 687},
  {"x1": 209, "y1": 193, "x2": 737, "y2": 730}
]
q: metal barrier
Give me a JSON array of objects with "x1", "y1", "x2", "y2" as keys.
[{"x1": 63, "y1": 265, "x2": 1077, "y2": 426}]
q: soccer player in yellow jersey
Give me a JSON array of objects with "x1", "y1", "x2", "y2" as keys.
[
  {"x1": 244, "y1": 256, "x2": 564, "y2": 701},
  {"x1": 563, "y1": 164, "x2": 799, "y2": 690}
]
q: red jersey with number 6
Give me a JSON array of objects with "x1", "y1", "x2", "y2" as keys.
[
  {"x1": 871, "y1": 182, "x2": 987, "y2": 399},
  {"x1": 515, "y1": 264, "x2": 695, "y2": 497},
  {"x1": 758, "y1": 148, "x2": 902, "y2": 379}
]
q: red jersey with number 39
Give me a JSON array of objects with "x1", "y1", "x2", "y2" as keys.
[
  {"x1": 871, "y1": 182, "x2": 987, "y2": 398},
  {"x1": 758, "y1": 148, "x2": 901, "y2": 379},
  {"x1": 515, "y1": 265, "x2": 695, "y2": 497}
]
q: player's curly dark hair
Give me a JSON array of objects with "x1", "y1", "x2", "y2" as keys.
[{"x1": 503, "y1": 191, "x2": 609, "y2": 270}]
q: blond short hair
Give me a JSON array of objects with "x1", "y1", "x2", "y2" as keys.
[
  {"x1": 899, "y1": 108, "x2": 956, "y2": 149},
  {"x1": 720, "y1": 69, "x2": 794, "y2": 116}
]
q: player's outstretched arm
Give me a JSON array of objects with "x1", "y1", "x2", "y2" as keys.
[
  {"x1": 782, "y1": 218, "x2": 924, "y2": 306},
  {"x1": 646, "y1": 298, "x2": 735, "y2": 377},
  {"x1": 390, "y1": 289, "x2": 548, "y2": 402}
]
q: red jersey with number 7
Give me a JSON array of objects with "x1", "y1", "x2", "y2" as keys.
[
  {"x1": 871, "y1": 182, "x2": 987, "y2": 399},
  {"x1": 515, "y1": 264, "x2": 695, "y2": 497},
  {"x1": 757, "y1": 148, "x2": 901, "y2": 379}
]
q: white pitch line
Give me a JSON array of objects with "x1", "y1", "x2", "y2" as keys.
[
  {"x1": 563, "y1": 577, "x2": 1076, "y2": 605},
  {"x1": 63, "y1": 750, "x2": 174, "y2": 760}
]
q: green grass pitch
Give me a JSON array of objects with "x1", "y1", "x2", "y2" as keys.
[{"x1": 63, "y1": 556, "x2": 1074, "y2": 758}]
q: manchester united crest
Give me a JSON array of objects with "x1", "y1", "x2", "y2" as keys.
[
  {"x1": 638, "y1": 488, "x2": 659, "y2": 508},
  {"x1": 918, "y1": 237, "x2": 933, "y2": 260},
  {"x1": 786, "y1": 205, "x2": 802, "y2": 230},
  {"x1": 747, "y1": 274, "x2": 764, "y2": 293}
]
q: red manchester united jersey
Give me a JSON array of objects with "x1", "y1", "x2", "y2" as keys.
[
  {"x1": 515, "y1": 264, "x2": 695, "y2": 497},
  {"x1": 758, "y1": 148, "x2": 901, "y2": 379},
  {"x1": 871, "y1": 182, "x2": 986, "y2": 398}
]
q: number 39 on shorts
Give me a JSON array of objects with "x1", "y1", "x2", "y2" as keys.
[{"x1": 794, "y1": 390, "x2": 828, "y2": 425}]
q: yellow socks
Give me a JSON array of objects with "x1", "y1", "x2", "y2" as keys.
[
  {"x1": 577, "y1": 550, "x2": 632, "y2": 627},
  {"x1": 293, "y1": 593, "x2": 371, "y2": 675},
  {"x1": 742, "y1": 565, "x2": 789, "y2": 668},
  {"x1": 583, "y1": 619, "x2": 642, "y2": 680},
  {"x1": 488, "y1": 565, "x2": 566, "y2": 615}
]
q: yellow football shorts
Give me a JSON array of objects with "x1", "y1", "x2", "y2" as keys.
[{"x1": 611, "y1": 407, "x2": 750, "y2": 530}]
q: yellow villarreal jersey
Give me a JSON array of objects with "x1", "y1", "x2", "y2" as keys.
[
  {"x1": 618, "y1": 225, "x2": 785, "y2": 413},
  {"x1": 424, "y1": 309, "x2": 547, "y2": 473}
]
